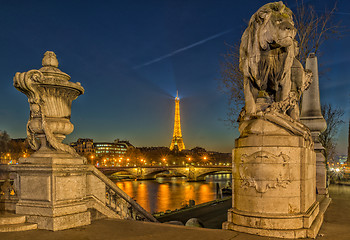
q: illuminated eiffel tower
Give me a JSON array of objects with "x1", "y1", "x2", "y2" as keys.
[{"x1": 170, "y1": 91, "x2": 185, "y2": 151}]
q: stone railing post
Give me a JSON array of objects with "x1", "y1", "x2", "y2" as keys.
[{"x1": 300, "y1": 53, "x2": 328, "y2": 196}]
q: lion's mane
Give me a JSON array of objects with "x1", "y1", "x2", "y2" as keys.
[{"x1": 239, "y1": 1, "x2": 296, "y2": 98}]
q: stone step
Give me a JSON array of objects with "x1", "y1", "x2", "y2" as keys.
[
  {"x1": 0, "y1": 212, "x2": 26, "y2": 225},
  {"x1": 0, "y1": 222, "x2": 37, "y2": 232}
]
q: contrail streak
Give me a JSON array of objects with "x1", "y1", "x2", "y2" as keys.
[
  {"x1": 333, "y1": 11, "x2": 350, "y2": 15},
  {"x1": 134, "y1": 28, "x2": 233, "y2": 69}
]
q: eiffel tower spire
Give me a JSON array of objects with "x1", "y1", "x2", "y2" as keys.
[{"x1": 170, "y1": 91, "x2": 185, "y2": 151}]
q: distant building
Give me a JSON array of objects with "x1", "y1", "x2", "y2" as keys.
[
  {"x1": 137, "y1": 146, "x2": 169, "y2": 152},
  {"x1": 70, "y1": 138, "x2": 134, "y2": 160},
  {"x1": 94, "y1": 139, "x2": 133, "y2": 159},
  {"x1": 70, "y1": 138, "x2": 94, "y2": 155}
]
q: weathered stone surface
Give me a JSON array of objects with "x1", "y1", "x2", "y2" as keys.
[
  {"x1": 300, "y1": 54, "x2": 328, "y2": 196},
  {"x1": 185, "y1": 218, "x2": 204, "y2": 228},
  {"x1": 239, "y1": 1, "x2": 312, "y2": 121},
  {"x1": 13, "y1": 51, "x2": 84, "y2": 157},
  {"x1": 224, "y1": 3, "x2": 324, "y2": 237},
  {"x1": 12, "y1": 52, "x2": 90, "y2": 231},
  {"x1": 26, "y1": 211, "x2": 90, "y2": 231},
  {"x1": 15, "y1": 163, "x2": 91, "y2": 231}
]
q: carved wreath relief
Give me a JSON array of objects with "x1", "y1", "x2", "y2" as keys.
[{"x1": 239, "y1": 151, "x2": 291, "y2": 193}]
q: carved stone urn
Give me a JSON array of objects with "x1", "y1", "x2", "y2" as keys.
[
  {"x1": 14, "y1": 51, "x2": 84, "y2": 159},
  {"x1": 13, "y1": 52, "x2": 91, "y2": 231}
]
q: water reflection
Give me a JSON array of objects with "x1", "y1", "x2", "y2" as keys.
[
  {"x1": 158, "y1": 184, "x2": 170, "y2": 211},
  {"x1": 113, "y1": 173, "x2": 232, "y2": 213}
]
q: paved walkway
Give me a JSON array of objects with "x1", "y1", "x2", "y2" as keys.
[{"x1": 0, "y1": 184, "x2": 349, "y2": 240}]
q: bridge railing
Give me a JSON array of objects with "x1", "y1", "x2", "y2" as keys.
[
  {"x1": 86, "y1": 165, "x2": 157, "y2": 222},
  {"x1": 0, "y1": 164, "x2": 18, "y2": 211}
]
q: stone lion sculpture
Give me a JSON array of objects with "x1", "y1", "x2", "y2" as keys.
[{"x1": 239, "y1": 1, "x2": 311, "y2": 120}]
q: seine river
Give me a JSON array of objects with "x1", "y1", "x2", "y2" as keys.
[{"x1": 113, "y1": 173, "x2": 232, "y2": 214}]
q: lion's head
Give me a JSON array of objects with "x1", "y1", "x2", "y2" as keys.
[{"x1": 240, "y1": 1, "x2": 296, "y2": 92}]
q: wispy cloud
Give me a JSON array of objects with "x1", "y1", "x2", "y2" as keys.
[{"x1": 133, "y1": 28, "x2": 233, "y2": 69}]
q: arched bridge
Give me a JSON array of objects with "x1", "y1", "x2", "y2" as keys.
[{"x1": 98, "y1": 165, "x2": 232, "y2": 181}]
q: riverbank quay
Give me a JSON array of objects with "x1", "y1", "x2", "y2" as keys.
[
  {"x1": 0, "y1": 184, "x2": 349, "y2": 240},
  {"x1": 156, "y1": 196, "x2": 232, "y2": 229}
]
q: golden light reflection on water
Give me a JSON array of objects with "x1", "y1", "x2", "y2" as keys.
[
  {"x1": 158, "y1": 184, "x2": 170, "y2": 212},
  {"x1": 136, "y1": 182, "x2": 150, "y2": 212},
  {"x1": 116, "y1": 181, "x2": 134, "y2": 197},
  {"x1": 198, "y1": 184, "x2": 211, "y2": 203},
  {"x1": 184, "y1": 184, "x2": 194, "y2": 202},
  {"x1": 113, "y1": 174, "x2": 232, "y2": 213}
]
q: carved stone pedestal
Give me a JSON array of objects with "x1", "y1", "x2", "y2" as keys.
[
  {"x1": 15, "y1": 149, "x2": 91, "y2": 231},
  {"x1": 223, "y1": 121, "x2": 323, "y2": 239}
]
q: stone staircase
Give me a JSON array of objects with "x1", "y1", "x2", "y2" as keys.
[{"x1": 0, "y1": 211, "x2": 37, "y2": 232}]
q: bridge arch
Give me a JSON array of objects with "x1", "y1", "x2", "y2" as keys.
[
  {"x1": 143, "y1": 169, "x2": 170, "y2": 179},
  {"x1": 110, "y1": 170, "x2": 137, "y2": 179},
  {"x1": 98, "y1": 166, "x2": 232, "y2": 181},
  {"x1": 195, "y1": 170, "x2": 232, "y2": 181}
]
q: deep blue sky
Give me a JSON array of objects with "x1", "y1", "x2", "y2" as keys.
[{"x1": 0, "y1": 0, "x2": 349, "y2": 154}]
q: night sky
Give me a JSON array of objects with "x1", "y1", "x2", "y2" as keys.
[{"x1": 0, "y1": 0, "x2": 349, "y2": 154}]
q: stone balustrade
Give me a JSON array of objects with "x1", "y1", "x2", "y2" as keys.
[
  {"x1": 1, "y1": 164, "x2": 157, "y2": 223},
  {"x1": 0, "y1": 164, "x2": 18, "y2": 212},
  {"x1": 85, "y1": 165, "x2": 157, "y2": 222}
]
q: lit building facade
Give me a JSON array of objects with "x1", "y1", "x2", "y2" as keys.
[{"x1": 94, "y1": 140, "x2": 133, "y2": 159}]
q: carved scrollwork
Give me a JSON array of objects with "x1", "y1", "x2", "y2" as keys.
[
  {"x1": 239, "y1": 151, "x2": 291, "y2": 193},
  {"x1": 13, "y1": 51, "x2": 83, "y2": 157}
]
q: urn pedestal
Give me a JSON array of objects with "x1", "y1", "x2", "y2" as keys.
[
  {"x1": 13, "y1": 51, "x2": 91, "y2": 231},
  {"x1": 223, "y1": 120, "x2": 324, "y2": 239},
  {"x1": 15, "y1": 153, "x2": 90, "y2": 231}
]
